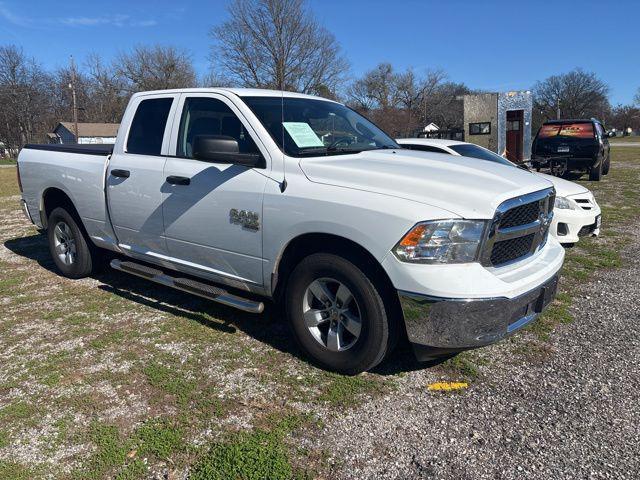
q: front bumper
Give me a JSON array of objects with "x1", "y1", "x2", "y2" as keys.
[
  {"x1": 399, "y1": 274, "x2": 559, "y2": 361},
  {"x1": 551, "y1": 199, "x2": 601, "y2": 244}
]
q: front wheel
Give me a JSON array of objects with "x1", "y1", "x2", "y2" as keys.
[
  {"x1": 47, "y1": 207, "x2": 96, "y2": 279},
  {"x1": 285, "y1": 253, "x2": 390, "y2": 375}
]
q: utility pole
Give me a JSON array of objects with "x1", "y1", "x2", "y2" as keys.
[
  {"x1": 556, "y1": 96, "x2": 561, "y2": 120},
  {"x1": 69, "y1": 56, "x2": 79, "y2": 143}
]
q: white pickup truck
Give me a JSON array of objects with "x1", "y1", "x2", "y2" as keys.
[{"x1": 18, "y1": 88, "x2": 564, "y2": 374}]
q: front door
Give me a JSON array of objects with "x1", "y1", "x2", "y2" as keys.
[
  {"x1": 107, "y1": 94, "x2": 178, "y2": 257},
  {"x1": 506, "y1": 110, "x2": 524, "y2": 162},
  {"x1": 161, "y1": 94, "x2": 269, "y2": 288}
]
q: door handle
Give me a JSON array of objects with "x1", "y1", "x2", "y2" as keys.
[
  {"x1": 111, "y1": 169, "x2": 130, "y2": 178},
  {"x1": 166, "y1": 175, "x2": 191, "y2": 186}
]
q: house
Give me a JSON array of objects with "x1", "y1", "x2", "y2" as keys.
[
  {"x1": 462, "y1": 91, "x2": 533, "y2": 163},
  {"x1": 49, "y1": 122, "x2": 119, "y2": 145},
  {"x1": 423, "y1": 122, "x2": 440, "y2": 132}
]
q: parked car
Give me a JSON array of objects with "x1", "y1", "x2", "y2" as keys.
[
  {"x1": 531, "y1": 118, "x2": 612, "y2": 181},
  {"x1": 17, "y1": 88, "x2": 564, "y2": 374},
  {"x1": 397, "y1": 138, "x2": 601, "y2": 245}
]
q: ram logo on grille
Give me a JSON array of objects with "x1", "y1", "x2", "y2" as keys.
[{"x1": 481, "y1": 188, "x2": 555, "y2": 267}]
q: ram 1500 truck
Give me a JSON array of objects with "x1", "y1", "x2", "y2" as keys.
[{"x1": 18, "y1": 88, "x2": 564, "y2": 374}]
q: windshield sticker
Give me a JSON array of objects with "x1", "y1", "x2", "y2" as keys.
[{"x1": 282, "y1": 122, "x2": 324, "y2": 148}]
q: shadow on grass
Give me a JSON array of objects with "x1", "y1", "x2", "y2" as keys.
[{"x1": 4, "y1": 233, "x2": 439, "y2": 376}]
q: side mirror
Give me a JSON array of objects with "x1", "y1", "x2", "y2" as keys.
[{"x1": 193, "y1": 135, "x2": 263, "y2": 167}]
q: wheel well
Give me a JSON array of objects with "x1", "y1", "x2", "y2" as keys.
[
  {"x1": 273, "y1": 233, "x2": 399, "y2": 309},
  {"x1": 42, "y1": 188, "x2": 80, "y2": 228}
]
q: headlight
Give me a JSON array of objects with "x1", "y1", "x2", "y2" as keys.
[
  {"x1": 554, "y1": 196, "x2": 574, "y2": 210},
  {"x1": 393, "y1": 220, "x2": 486, "y2": 264}
]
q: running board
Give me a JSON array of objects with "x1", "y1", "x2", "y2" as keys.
[{"x1": 110, "y1": 259, "x2": 264, "y2": 314}]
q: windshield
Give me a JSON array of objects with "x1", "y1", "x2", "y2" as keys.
[
  {"x1": 449, "y1": 144, "x2": 516, "y2": 167},
  {"x1": 242, "y1": 96, "x2": 399, "y2": 157}
]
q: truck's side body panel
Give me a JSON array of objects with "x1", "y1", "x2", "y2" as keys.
[
  {"x1": 18, "y1": 147, "x2": 118, "y2": 248},
  {"x1": 107, "y1": 92, "x2": 181, "y2": 258},
  {"x1": 158, "y1": 92, "x2": 272, "y2": 288}
]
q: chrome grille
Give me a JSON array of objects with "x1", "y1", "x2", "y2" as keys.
[
  {"x1": 481, "y1": 188, "x2": 555, "y2": 267},
  {"x1": 490, "y1": 234, "x2": 535, "y2": 265},
  {"x1": 500, "y1": 202, "x2": 540, "y2": 228}
]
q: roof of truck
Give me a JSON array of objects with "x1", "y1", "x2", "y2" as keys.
[{"x1": 130, "y1": 88, "x2": 338, "y2": 103}]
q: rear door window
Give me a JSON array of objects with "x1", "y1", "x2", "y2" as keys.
[
  {"x1": 538, "y1": 122, "x2": 594, "y2": 139},
  {"x1": 126, "y1": 97, "x2": 174, "y2": 155}
]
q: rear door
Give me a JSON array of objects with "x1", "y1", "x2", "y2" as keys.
[
  {"x1": 161, "y1": 93, "x2": 269, "y2": 287},
  {"x1": 107, "y1": 93, "x2": 179, "y2": 257}
]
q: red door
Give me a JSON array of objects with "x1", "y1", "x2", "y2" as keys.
[{"x1": 506, "y1": 110, "x2": 524, "y2": 162}]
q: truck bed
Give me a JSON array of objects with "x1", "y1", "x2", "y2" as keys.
[
  {"x1": 19, "y1": 142, "x2": 116, "y2": 250},
  {"x1": 23, "y1": 143, "x2": 114, "y2": 156}
]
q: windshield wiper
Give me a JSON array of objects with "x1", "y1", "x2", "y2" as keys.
[
  {"x1": 326, "y1": 146, "x2": 365, "y2": 154},
  {"x1": 297, "y1": 147, "x2": 328, "y2": 156},
  {"x1": 296, "y1": 145, "x2": 388, "y2": 157}
]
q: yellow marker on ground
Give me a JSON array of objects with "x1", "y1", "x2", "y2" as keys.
[{"x1": 427, "y1": 381, "x2": 469, "y2": 392}]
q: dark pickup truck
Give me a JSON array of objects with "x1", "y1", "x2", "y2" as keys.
[{"x1": 531, "y1": 118, "x2": 613, "y2": 181}]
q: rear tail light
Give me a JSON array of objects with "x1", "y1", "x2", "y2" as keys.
[{"x1": 16, "y1": 159, "x2": 23, "y2": 193}]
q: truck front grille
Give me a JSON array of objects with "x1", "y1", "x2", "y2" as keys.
[
  {"x1": 499, "y1": 202, "x2": 540, "y2": 228},
  {"x1": 481, "y1": 188, "x2": 555, "y2": 267},
  {"x1": 490, "y1": 234, "x2": 535, "y2": 265}
]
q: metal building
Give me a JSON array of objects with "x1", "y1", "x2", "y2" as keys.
[{"x1": 462, "y1": 91, "x2": 533, "y2": 163}]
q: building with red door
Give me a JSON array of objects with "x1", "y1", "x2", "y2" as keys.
[{"x1": 462, "y1": 91, "x2": 533, "y2": 164}]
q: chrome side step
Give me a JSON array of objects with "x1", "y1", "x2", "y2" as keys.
[{"x1": 110, "y1": 259, "x2": 264, "y2": 314}]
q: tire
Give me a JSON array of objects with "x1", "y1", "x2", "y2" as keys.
[
  {"x1": 588, "y1": 160, "x2": 602, "y2": 181},
  {"x1": 603, "y1": 155, "x2": 611, "y2": 175},
  {"x1": 47, "y1": 207, "x2": 95, "y2": 279},
  {"x1": 285, "y1": 253, "x2": 390, "y2": 375}
]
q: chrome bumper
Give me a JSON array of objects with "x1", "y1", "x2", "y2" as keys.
[{"x1": 399, "y1": 274, "x2": 559, "y2": 361}]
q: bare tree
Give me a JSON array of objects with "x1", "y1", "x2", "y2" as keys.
[
  {"x1": 533, "y1": 68, "x2": 610, "y2": 123},
  {"x1": 634, "y1": 87, "x2": 640, "y2": 107},
  {"x1": 609, "y1": 104, "x2": 640, "y2": 134},
  {"x1": 396, "y1": 68, "x2": 446, "y2": 131},
  {"x1": 346, "y1": 63, "x2": 459, "y2": 136},
  {"x1": 116, "y1": 45, "x2": 197, "y2": 93},
  {"x1": 424, "y1": 82, "x2": 470, "y2": 129},
  {"x1": 0, "y1": 45, "x2": 53, "y2": 149},
  {"x1": 347, "y1": 63, "x2": 400, "y2": 111},
  {"x1": 210, "y1": 0, "x2": 348, "y2": 94},
  {"x1": 85, "y1": 54, "x2": 128, "y2": 122}
]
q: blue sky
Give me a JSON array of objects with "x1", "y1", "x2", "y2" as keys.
[{"x1": 1, "y1": 0, "x2": 638, "y2": 104}]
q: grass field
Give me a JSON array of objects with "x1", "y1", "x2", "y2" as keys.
[
  {"x1": 0, "y1": 148, "x2": 638, "y2": 479},
  {"x1": 609, "y1": 135, "x2": 640, "y2": 143},
  {"x1": 0, "y1": 158, "x2": 16, "y2": 166}
]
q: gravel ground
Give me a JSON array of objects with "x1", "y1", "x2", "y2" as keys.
[{"x1": 309, "y1": 222, "x2": 640, "y2": 479}]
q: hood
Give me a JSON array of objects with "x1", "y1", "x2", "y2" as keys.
[
  {"x1": 536, "y1": 173, "x2": 589, "y2": 197},
  {"x1": 299, "y1": 149, "x2": 554, "y2": 219}
]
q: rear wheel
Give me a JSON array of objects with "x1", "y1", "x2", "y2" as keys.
[
  {"x1": 285, "y1": 253, "x2": 390, "y2": 375},
  {"x1": 47, "y1": 207, "x2": 96, "y2": 278},
  {"x1": 589, "y1": 160, "x2": 603, "y2": 181}
]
